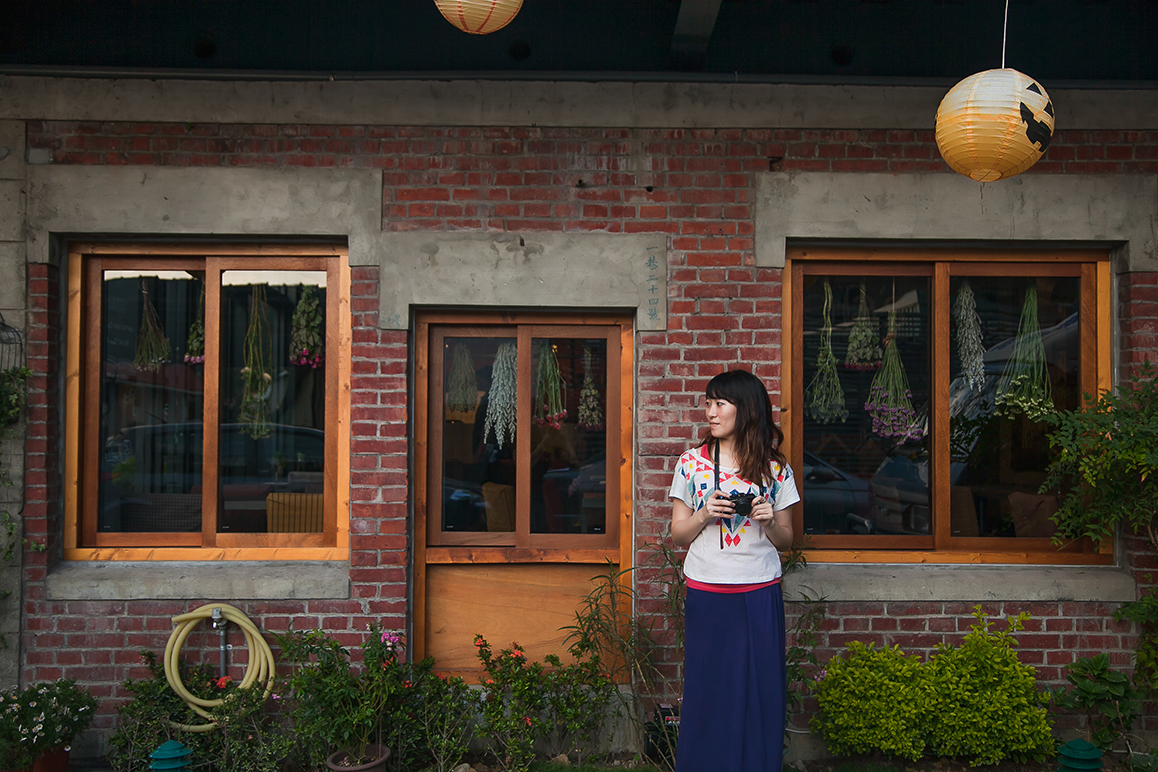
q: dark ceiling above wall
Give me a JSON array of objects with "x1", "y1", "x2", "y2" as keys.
[{"x1": 2, "y1": 0, "x2": 1156, "y2": 86}]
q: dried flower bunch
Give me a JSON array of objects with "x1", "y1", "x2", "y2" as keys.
[
  {"x1": 865, "y1": 309, "x2": 922, "y2": 441},
  {"x1": 806, "y1": 279, "x2": 848, "y2": 423},
  {"x1": 134, "y1": 279, "x2": 170, "y2": 371},
  {"x1": 953, "y1": 279, "x2": 985, "y2": 392},
  {"x1": 844, "y1": 280, "x2": 882, "y2": 371},
  {"x1": 484, "y1": 342, "x2": 518, "y2": 448},
  {"x1": 184, "y1": 281, "x2": 205, "y2": 364},
  {"x1": 447, "y1": 343, "x2": 479, "y2": 414},
  {"x1": 533, "y1": 340, "x2": 567, "y2": 430},
  {"x1": 290, "y1": 284, "x2": 325, "y2": 368},
  {"x1": 239, "y1": 284, "x2": 274, "y2": 439},
  {"x1": 577, "y1": 347, "x2": 604, "y2": 432},
  {"x1": 994, "y1": 282, "x2": 1054, "y2": 421}
]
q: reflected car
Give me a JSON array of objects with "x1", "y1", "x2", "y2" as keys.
[{"x1": 800, "y1": 451, "x2": 874, "y2": 535}]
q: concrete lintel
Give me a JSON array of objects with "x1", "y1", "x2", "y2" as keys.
[
  {"x1": 0, "y1": 180, "x2": 25, "y2": 243},
  {"x1": 368, "y1": 231, "x2": 668, "y2": 330},
  {"x1": 3, "y1": 75, "x2": 1158, "y2": 131},
  {"x1": 0, "y1": 243, "x2": 26, "y2": 311},
  {"x1": 45, "y1": 561, "x2": 351, "y2": 600},
  {"x1": 24, "y1": 165, "x2": 381, "y2": 265},
  {"x1": 755, "y1": 172, "x2": 1158, "y2": 272},
  {"x1": 782, "y1": 563, "x2": 1136, "y2": 603}
]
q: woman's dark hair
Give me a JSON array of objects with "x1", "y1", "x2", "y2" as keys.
[{"x1": 698, "y1": 369, "x2": 786, "y2": 484}]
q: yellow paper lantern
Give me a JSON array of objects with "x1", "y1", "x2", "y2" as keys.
[
  {"x1": 935, "y1": 68, "x2": 1055, "y2": 183},
  {"x1": 434, "y1": 0, "x2": 523, "y2": 35}
]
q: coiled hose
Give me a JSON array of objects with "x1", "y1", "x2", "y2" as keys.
[{"x1": 163, "y1": 602, "x2": 276, "y2": 733}]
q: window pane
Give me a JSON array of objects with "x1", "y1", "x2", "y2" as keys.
[
  {"x1": 530, "y1": 338, "x2": 607, "y2": 535},
  {"x1": 218, "y1": 271, "x2": 327, "y2": 534},
  {"x1": 98, "y1": 271, "x2": 203, "y2": 533},
  {"x1": 801, "y1": 275, "x2": 931, "y2": 536},
  {"x1": 949, "y1": 276, "x2": 1080, "y2": 538},
  {"x1": 442, "y1": 337, "x2": 517, "y2": 533}
]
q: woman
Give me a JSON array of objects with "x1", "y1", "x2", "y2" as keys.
[{"x1": 668, "y1": 368, "x2": 800, "y2": 772}]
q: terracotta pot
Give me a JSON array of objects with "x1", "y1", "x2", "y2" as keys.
[
  {"x1": 324, "y1": 744, "x2": 390, "y2": 772},
  {"x1": 32, "y1": 750, "x2": 69, "y2": 772}
]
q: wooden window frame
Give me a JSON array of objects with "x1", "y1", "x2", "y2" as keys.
[
  {"x1": 414, "y1": 311, "x2": 635, "y2": 567},
  {"x1": 63, "y1": 242, "x2": 351, "y2": 561},
  {"x1": 784, "y1": 246, "x2": 1112, "y2": 566}
]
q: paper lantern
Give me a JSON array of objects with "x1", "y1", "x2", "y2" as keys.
[
  {"x1": 434, "y1": 0, "x2": 523, "y2": 35},
  {"x1": 935, "y1": 68, "x2": 1055, "y2": 183}
]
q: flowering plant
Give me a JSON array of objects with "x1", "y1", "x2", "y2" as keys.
[
  {"x1": 474, "y1": 635, "x2": 546, "y2": 772},
  {"x1": 865, "y1": 310, "x2": 922, "y2": 441},
  {"x1": 275, "y1": 623, "x2": 426, "y2": 769},
  {"x1": 576, "y1": 347, "x2": 603, "y2": 432},
  {"x1": 184, "y1": 281, "x2": 205, "y2": 364},
  {"x1": 994, "y1": 282, "x2": 1054, "y2": 421},
  {"x1": 289, "y1": 285, "x2": 324, "y2": 369},
  {"x1": 0, "y1": 678, "x2": 97, "y2": 768},
  {"x1": 532, "y1": 340, "x2": 567, "y2": 430},
  {"x1": 844, "y1": 280, "x2": 882, "y2": 371}
]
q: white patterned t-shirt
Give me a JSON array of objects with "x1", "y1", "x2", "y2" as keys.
[{"x1": 668, "y1": 445, "x2": 800, "y2": 584}]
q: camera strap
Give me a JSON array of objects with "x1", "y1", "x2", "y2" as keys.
[{"x1": 713, "y1": 440, "x2": 766, "y2": 548}]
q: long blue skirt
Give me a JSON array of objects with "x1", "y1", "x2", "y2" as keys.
[{"x1": 675, "y1": 583, "x2": 786, "y2": 772}]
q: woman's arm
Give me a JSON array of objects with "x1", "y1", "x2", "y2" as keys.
[{"x1": 671, "y1": 492, "x2": 732, "y2": 547}]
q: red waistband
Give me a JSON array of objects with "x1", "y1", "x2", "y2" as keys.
[{"x1": 685, "y1": 577, "x2": 781, "y2": 594}]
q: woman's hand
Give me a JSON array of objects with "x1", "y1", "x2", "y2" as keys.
[
  {"x1": 751, "y1": 495, "x2": 794, "y2": 550},
  {"x1": 671, "y1": 491, "x2": 734, "y2": 547},
  {"x1": 703, "y1": 490, "x2": 736, "y2": 520}
]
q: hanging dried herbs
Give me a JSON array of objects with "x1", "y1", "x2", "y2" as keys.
[
  {"x1": 289, "y1": 285, "x2": 324, "y2": 368},
  {"x1": 806, "y1": 279, "x2": 848, "y2": 424},
  {"x1": 483, "y1": 342, "x2": 518, "y2": 448},
  {"x1": 953, "y1": 279, "x2": 985, "y2": 392},
  {"x1": 533, "y1": 340, "x2": 567, "y2": 429},
  {"x1": 239, "y1": 285, "x2": 273, "y2": 439},
  {"x1": 577, "y1": 346, "x2": 604, "y2": 432},
  {"x1": 133, "y1": 279, "x2": 170, "y2": 372},
  {"x1": 446, "y1": 343, "x2": 479, "y2": 413},
  {"x1": 184, "y1": 281, "x2": 205, "y2": 364},
  {"x1": 866, "y1": 309, "x2": 922, "y2": 441},
  {"x1": 994, "y1": 282, "x2": 1054, "y2": 421},
  {"x1": 844, "y1": 280, "x2": 882, "y2": 371}
]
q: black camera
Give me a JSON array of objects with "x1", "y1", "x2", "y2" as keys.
[{"x1": 728, "y1": 492, "x2": 757, "y2": 517}]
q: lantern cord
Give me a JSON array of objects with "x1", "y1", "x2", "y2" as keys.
[{"x1": 1001, "y1": 0, "x2": 1009, "y2": 69}]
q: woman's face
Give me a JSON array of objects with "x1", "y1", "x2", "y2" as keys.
[{"x1": 705, "y1": 396, "x2": 738, "y2": 440}]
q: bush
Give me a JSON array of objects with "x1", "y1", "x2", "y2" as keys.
[
  {"x1": 810, "y1": 641, "x2": 925, "y2": 760},
  {"x1": 921, "y1": 609, "x2": 1054, "y2": 765},
  {"x1": 812, "y1": 607, "x2": 1054, "y2": 765}
]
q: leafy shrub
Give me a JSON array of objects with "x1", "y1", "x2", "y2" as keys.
[
  {"x1": 1052, "y1": 652, "x2": 1143, "y2": 752},
  {"x1": 541, "y1": 652, "x2": 616, "y2": 765},
  {"x1": 811, "y1": 641, "x2": 925, "y2": 760},
  {"x1": 813, "y1": 607, "x2": 1054, "y2": 765},
  {"x1": 921, "y1": 609, "x2": 1053, "y2": 765},
  {"x1": 475, "y1": 636, "x2": 546, "y2": 772},
  {"x1": 414, "y1": 671, "x2": 482, "y2": 772}
]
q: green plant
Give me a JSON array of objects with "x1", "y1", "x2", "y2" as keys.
[
  {"x1": 811, "y1": 641, "x2": 925, "y2": 760},
  {"x1": 533, "y1": 340, "x2": 567, "y2": 429},
  {"x1": 200, "y1": 683, "x2": 293, "y2": 772},
  {"x1": 784, "y1": 589, "x2": 827, "y2": 716},
  {"x1": 921, "y1": 608, "x2": 1053, "y2": 765},
  {"x1": 133, "y1": 280, "x2": 171, "y2": 371},
  {"x1": 541, "y1": 652, "x2": 617, "y2": 765},
  {"x1": 0, "y1": 366, "x2": 30, "y2": 428},
  {"x1": 0, "y1": 678, "x2": 96, "y2": 769},
  {"x1": 995, "y1": 282, "x2": 1054, "y2": 421},
  {"x1": 184, "y1": 281, "x2": 205, "y2": 364},
  {"x1": 475, "y1": 636, "x2": 546, "y2": 772},
  {"x1": 1044, "y1": 362, "x2": 1158, "y2": 691},
  {"x1": 415, "y1": 671, "x2": 481, "y2": 772},
  {"x1": 1052, "y1": 652, "x2": 1144, "y2": 753},
  {"x1": 806, "y1": 278, "x2": 848, "y2": 424},
  {"x1": 107, "y1": 652, "x2": 224, "y2": 772},
  {"x1": 865, "y1": 308, "x2": 921, "y2": 440},
  {"x1": 274, "y1": 623, "x2": 412, "y2": 768}
]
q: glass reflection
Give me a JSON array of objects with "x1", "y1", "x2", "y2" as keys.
[
  {"x1": 441, "y1": 338, "x2": 517, "y2": 533},
  {"x1": 218, "y1": 272, "x2": 326, "y2": 534},
  {"x1": 530, "y1": 339, "x2": 607, "y2": 535},
  {"x1": 948, "y1": 276, "x2": 1079, "y2": 538},
  {"x1": 99, "y1": 271, "x2": 204, "y2": 533},
  {"x1": 800, "y1": 276, "x2": 931, "y2": 536}
]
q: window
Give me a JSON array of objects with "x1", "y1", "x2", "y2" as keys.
[
  {"x1": 417, "y1": 312, "x2": 632, "y2": 557},
  {"x1": 65, "y1": 244, "x2": 350, "y2": 558},
  {"x1": 786, "y1": 247, "x2": 1110, "y2": 564}
]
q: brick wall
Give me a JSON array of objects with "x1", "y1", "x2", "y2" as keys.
[{"x1": 19, "y1": 120, "x2": 1158, "y2": 734}]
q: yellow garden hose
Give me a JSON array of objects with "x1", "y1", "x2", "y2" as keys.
[{"x1": 163, "y1": 602, "x2": 276, "y2": 733}]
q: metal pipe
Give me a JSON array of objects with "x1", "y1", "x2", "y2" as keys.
[{"x1": 211, "y1": 607, "x2": 227, "y2": 680}]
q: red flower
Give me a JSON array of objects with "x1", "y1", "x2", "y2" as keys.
[{"x1": 215, "y1": 676, "x2": 232, "y2": 689}]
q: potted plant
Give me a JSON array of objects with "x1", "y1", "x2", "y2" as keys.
[
  {"x1": 275, "y1": 623, "x2": 411, "y2": 772},
  {"x1": 0, "y1": 679, "x2": 97, "y2": 772}
]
